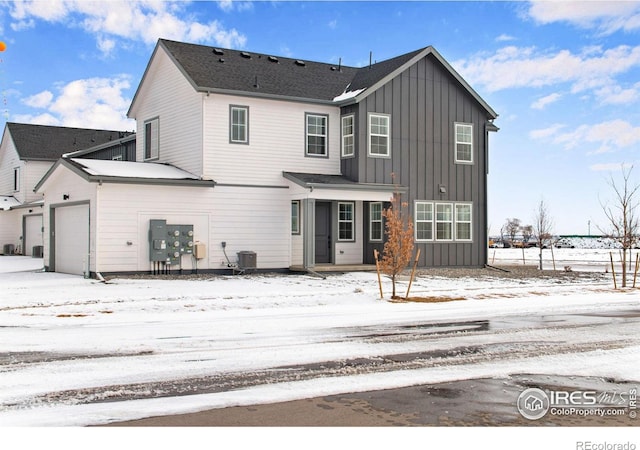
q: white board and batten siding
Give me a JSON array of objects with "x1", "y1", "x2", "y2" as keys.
[
  {"x1": 203, "y1": 93, "x2": 342, "y2": 185},
  {"x1": 131, "y1": 46, "x2": 203, "y2": 176}
]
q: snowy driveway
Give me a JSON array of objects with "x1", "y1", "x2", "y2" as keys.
[{"x1": 0, "y1": 256, "x2": 639, "y2": 426}]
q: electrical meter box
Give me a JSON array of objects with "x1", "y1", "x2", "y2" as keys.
[{"x1": 149, "y1": 219, "x2": 194, "y2": 265}]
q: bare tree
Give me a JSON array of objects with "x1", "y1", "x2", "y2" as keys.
[
  {"x1": 533, "y1": 199, "x2": 554, "y2": 270},
  {"x1": 599, "y1": 165, "x2": 640, "y2": 287},
  {"x1": 380, "y1": 193, "x2": 415, "y2": 298},
  {"x1": 521, "y1": 225, "x2": 533, "y2": 244},
  {"x1": 504, "y1": 218, "x2": 521, "y2": 246}
]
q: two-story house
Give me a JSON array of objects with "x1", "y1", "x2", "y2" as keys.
[
  {"x1": 0, "y1": 122, "x2": 133, "y2": 255},
  {"x1": 35, "y1": 39, "x2": 497, "y2": 276}
]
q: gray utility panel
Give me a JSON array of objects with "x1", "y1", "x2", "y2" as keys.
[{"x1": 149, "y1": 219, "x2": 194, "y2": 265}]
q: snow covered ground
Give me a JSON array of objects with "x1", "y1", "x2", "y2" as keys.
[{"x1": 1, "y1": 255, "x2": 639, "y2": 446}]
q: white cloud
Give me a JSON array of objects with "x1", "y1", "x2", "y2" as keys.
[
  {"x1": 453, "y1": 45, "x2": 640, "y2": 99},
  {"x1": 529, "y1": 123, "x2": 566, "y2": 140},
  {"x1": 22, "y1": 90, "x2": 53, "y2": 108},
  {"x1": 17, "y1": 76, "x2": 135, "y2": 130},
  {"x1": 495, "y1": 33, "x2": 515, "y2": 42},
  {"x1": 550, "y1": 120, "x2": 640, "y2": 153},
  {"x1": 589, "y1": 162, "x2": 636, "y2": 172},
  {"x1": 7, "y1": 1, "x2": 248, "y2": 54},
  {"x1": 328, "y1": 19, "x2": 338, "y2": 30},
  {"x1": 217, "y1": 1, "x2": 253, "y2": 13},
  {"x1": 531, "y1": 92, "x2": 561, "y2": 110},
  {"x1": 595, "y1": 82, "x2": 640, "y2": 105},
  {"x1": 526, "y1": 0, "x2": 640, "y2": 34}
]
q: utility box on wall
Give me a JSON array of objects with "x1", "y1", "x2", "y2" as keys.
[{"x1": 149, "y1": 219, "x2": 194, "y2": 266}]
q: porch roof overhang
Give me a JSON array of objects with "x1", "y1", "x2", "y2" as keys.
[{"x1": 283, "y1": 172, "x2": 405, "y2": 201}]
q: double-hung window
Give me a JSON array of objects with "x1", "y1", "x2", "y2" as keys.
[
  {"x1": 368, "y1": 113, "x2": 390, "y2": 157},
  {"x1": 306, "y1": 113, "x2": 328, "y2": 156},
  {"x1": 341, "y1": 115, "x2": 354, "y2": 157},
  {"x1": 455, "y1": 204, "x2": 472, "y2": 241},
  {"x1": 415, "y1": 202, "x2": 433, "y2": 241},
  {"x1": 369, "y1": 202, "x2": 383, "y2": 241},
  {"x1": 455, "y1": 123, "x2": 473, "y2": 163},
  {"x1": 415, "y1": 201, "x2": 472, "y2": 242},
  {"x1": 144, "y1": 118, "x2": 159, "y2": 160},
  {"x1": 338, "y1": 202, "x2": 355, "y2": 241},
  {"x1": 230, "y1": 105, "x2": 249, "y2": 144}
]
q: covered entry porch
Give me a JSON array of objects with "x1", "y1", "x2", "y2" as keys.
[{"x1": 283, "y1": 172, "x2": 404, "y2": 271}]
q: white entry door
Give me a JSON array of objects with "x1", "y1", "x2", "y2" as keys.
[{"x1": 55, "y1": 204, "x2": 89, "y2": 276}]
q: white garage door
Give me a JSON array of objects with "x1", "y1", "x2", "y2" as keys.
[
  {"x1": 24, "y1": 214, "x2": 43, "y2": 256},
  {"x1": 55, "y1": 204, "x2": 89, "y2": 276}
]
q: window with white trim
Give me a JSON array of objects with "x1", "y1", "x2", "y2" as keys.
[
  {"x1": 341, "y1": 115, "x2": 354, "y2": 157},
  {"x1": 415, "y1": 201, "x2": 473, "y2": 242},
  {"x1": 368, "y1": 113, "x2": 390, "y2": 157},
  {"x1": 338, "y1": 202, "x2": 355, "y2": 241},
  {"x1": 291, "y1": 201, "x2": 300, "y2": 235},
  {"x1": 455, "y1": 203, "x2": 472, "y2": 241},
  {"x1": 144, "y1": 118, "x2": 159, "y2": 160},
  {"x1": 415, "y1": 202, "x2": 433, "y2": 241},
  {"x1": 230, "y1": 105, "x2": 249, "y2": 144},
  {"x1": 455, "y1": 123, "x2": 473, "y2": 163},
  {"x1": 369, "y1": 202, "x2": 383, "y2": 242},
  {"x1": 13, "y1": 167, "x2": 20, "y2": 192},
  {"x1": 306, "y1": 113, "x2": 328, "y2": 156}
]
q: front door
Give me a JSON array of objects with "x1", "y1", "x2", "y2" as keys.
[{"x1": 315, "y1": 202, "x2": 331, "y2": 263}]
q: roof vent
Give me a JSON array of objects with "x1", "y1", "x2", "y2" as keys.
[
  {"x1": 240, "y1": 51, "x2": 251, "y2": 59},
  {"x1": 295, "y1": 60, "x2": 306, "y2": 67},
  {"x1": 212, "y1": 48, "x2": 224, "y2": 55},
  {"x1": 218, "y1": 58, "x2": 225, "y2": 63},
  {"x1": 268, "y1": 56, "x2": 279, "y2": 63},
  {"x1": 330, "y1": 66, "x2": 337, "y2": 71}
]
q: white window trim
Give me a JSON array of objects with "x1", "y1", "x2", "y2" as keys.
[
  {"x1": 230, "y1": 105, "x2": 249, "y2": 144},
  {"x1": 291, "y1": 200, "x2": 301, "y2": 235},
  {"x1": 338, "y1": 201, "x2": 355, "y2": 242},
  {"x1": 454, "y1": 122, "x2": 473, "y2": 164},
  {"x1": 414, "y1": 201, "x2": 473, "y2": 243},
  {"x1": 144, "y1": 117, "x2": 159, "y2": 161},
  {"x1": 305, "y1": 113, "x2": 329, "y2": 157},
  {"x1": 414, "y1": 201, "x2": 433, "y2": 242},
  {"x1": 455, "y1": 203, "x2": 473, "y2": 241},
  {"x1": 341, "y1": 114, "x2": 355, "y2": 158},
  {"x1": 369, "y1": 202, "x2": 383, "y2": 242},
  {"x1": 368, "y1": 113, "x2": 391, "y2": 158}
]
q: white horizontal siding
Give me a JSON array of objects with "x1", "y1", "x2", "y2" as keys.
[
  {"x1": 132, "y1": 47, "x2": 203, "y2": 176},
  {"x1": 23, "y1": 161, "x2": 51, "y2": 204},
  {"x1": 203, "y1": 94, "x2": 342, "y2": 185},
  {"x1": 0, "y1": 138, "x2": 21, "y2": 200},
  {"x1": 0, "y1": 209, "x2": 21, "y2": 252}
]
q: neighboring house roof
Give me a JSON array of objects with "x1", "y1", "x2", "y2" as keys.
[
  {"x1": 63, "y1": 133, "x2": 136, "y2": 158},
  {"x1": 34, "y1": 158, "x2": 216, "y2": 192},
  {"x1": 130, "y1": 39, "x2": 497, "y2": 119},
  {"x1": 5, "y1": 123, "x2": 134, "y2": 161}
]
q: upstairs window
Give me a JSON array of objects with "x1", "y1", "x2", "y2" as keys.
[
  {"x1": 144, "y1": 117, "x2": 159, "y2": 160},
  {"x1": 306, "y1": 113, "x2": 328, "y2": 157},
  {"x1": 368, "y1": 113, "x2": 390, "y2": 157},
  {"x1": 341, "y1": 115, "x2": 354, "y2": 157},
  {"x1": 13, "y1": 167, "x2": 20, "y2": 192},
  {"x1": 455, "y1": 123, "x2": 473, "y2": 163},
  {"x1": 230, "y1": 105, "x2": 249, "y2": 144}
]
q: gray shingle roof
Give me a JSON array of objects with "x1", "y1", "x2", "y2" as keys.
[{"x1": 6, "y1": 123, "x2": 134, "y2": 161}]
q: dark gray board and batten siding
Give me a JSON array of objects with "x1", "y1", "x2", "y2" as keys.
[{"x1": 341, "y1": 53, "x2": 493, "y2": 268}]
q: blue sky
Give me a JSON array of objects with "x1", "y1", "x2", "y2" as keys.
[{"x1": 1, "y1": 1, "x2": 640, "y2": 235}]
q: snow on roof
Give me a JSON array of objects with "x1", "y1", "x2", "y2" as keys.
[
  {"x1": 70, "y1": 158, "x2": 201, "y2": 180},
  {"x1": 332, "y1": 87, "x2": 366, "y2": 102},
  {"x1": 0, "y1": 196, "x2": 21, "y2": 211}
]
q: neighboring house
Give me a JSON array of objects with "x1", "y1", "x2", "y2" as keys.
[
  {"x1": 0, "y1": 123, "x2": 134, "y2": 255},
  {"x1": 36, "y1": 38, "x2": 498, "y2": 276}
]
